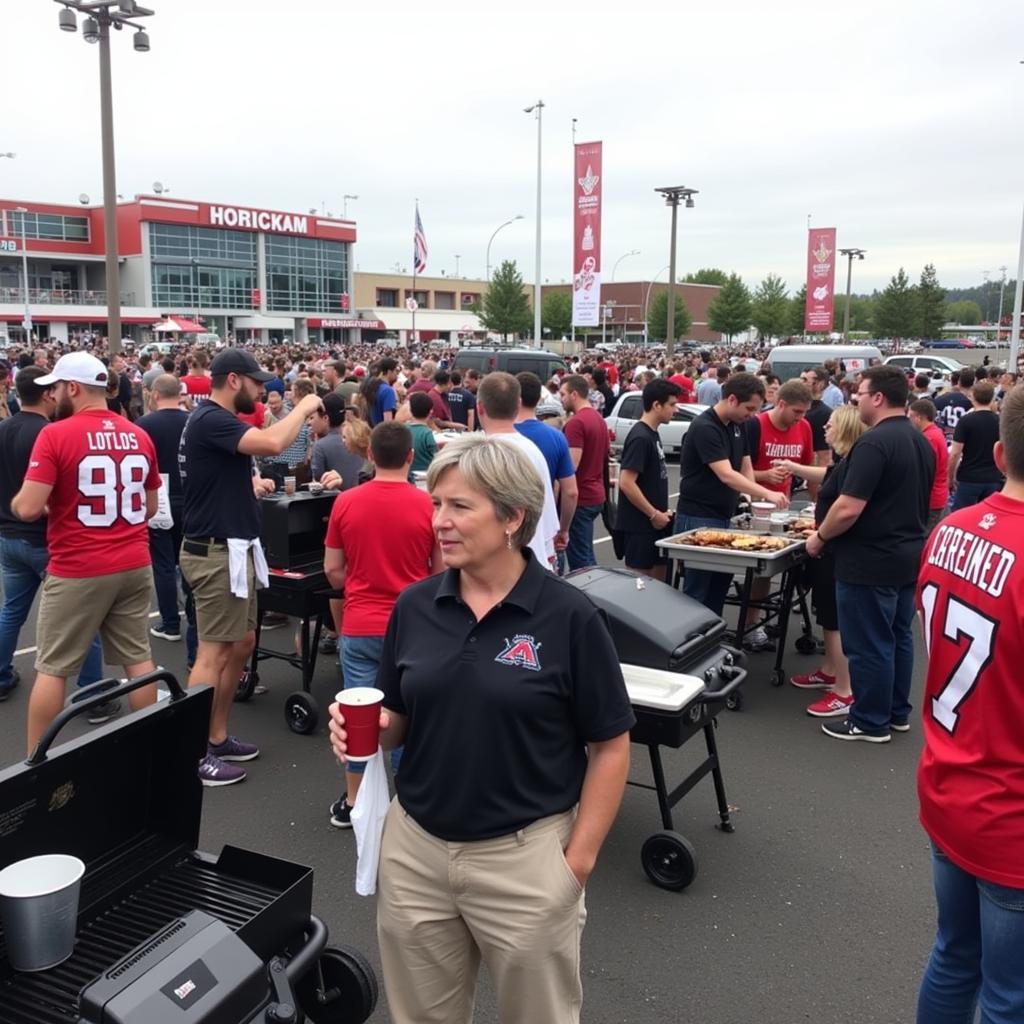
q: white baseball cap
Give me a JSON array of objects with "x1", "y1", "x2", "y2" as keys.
[{"x1": 35, "y1": 352, "x2": 109, "y2": 387}]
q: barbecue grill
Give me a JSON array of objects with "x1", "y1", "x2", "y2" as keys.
[
  {"x1": 566, "y1": 567, "x2": 747, "y2": 891},
  {"x1": 0, "y1": 671, "x2": 377, "y2": 1024}
]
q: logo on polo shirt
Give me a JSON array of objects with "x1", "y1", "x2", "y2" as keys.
[
  {"x1": 978, "y1": 512, "x2": 997, "y2": 531},
  {"x1": 495, "y1": 634, "x2": 542, "y2": 672}
]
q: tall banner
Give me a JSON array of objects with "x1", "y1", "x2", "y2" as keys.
[
  {"x1": 804, "y1": 227, "x2": 836, "y2": 333},
  {"x1": 572, "y1": 141, "x2": 602, "y2": 327}
]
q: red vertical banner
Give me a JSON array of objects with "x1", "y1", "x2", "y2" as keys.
[
  {"x1": 804, "y1": 227, "x2": 836, "y2": 333},
  {"x1": 572, "y1": 141, "x2": 602, "y2": 327}
]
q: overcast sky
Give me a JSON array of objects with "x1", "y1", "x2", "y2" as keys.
[{"x1": 4, "y1": 0, "x2": 1023, "y2": 294}]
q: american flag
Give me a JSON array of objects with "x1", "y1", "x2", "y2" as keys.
[{"x1": 413, "y1": 205, "x2": 427, "y2": 275}]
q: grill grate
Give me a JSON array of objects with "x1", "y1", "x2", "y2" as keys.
[{"x1": 0, "y1": 855, "x2": 281, "y2": 1024}]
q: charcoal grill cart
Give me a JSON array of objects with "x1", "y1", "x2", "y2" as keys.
[
  {"x1": 566, "y1": 568, "x2": 747, "y2": 891},
  {"x1": 243, "y1": 491, "x2": 340, "y2": 735},
  {"x1": 0, "y1": 672, "x2": 377, "y2": 1024}
]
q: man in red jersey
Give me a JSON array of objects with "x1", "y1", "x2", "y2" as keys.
[
  {"x1": 11, "y1": 352, "x2": 162, "y2": 752},
  {"x1": 915, "y1": 383, "x2": 1024, "y2": 1023},
  {"x1": 908, "y1": 398, "x2": 950, "y2": 533},
  {"x1": 323, "y1": 421, "x2": 441, "y2": 828}
]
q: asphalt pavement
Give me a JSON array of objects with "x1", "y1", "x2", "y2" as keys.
[{"x1": 0, "y1": 463, "x2": 937, "y2": 1023}]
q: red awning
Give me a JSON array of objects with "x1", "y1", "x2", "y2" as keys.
[{"x1": 152, "y1": 316, "x2": 207, "y2": 333}]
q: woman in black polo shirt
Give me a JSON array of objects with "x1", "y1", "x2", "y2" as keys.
[{"x1": 328, "y1": 434, "x2": 634, "y2": 1024}]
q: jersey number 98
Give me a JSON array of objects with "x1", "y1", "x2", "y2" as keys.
[{"x1": 77, "y1": 454, "x2": 150, "y2": 527}]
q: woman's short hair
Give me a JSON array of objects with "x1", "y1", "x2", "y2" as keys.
[
  {"x1": 828, "y1": 404, "x2": 866, "y2": 457},
  {"x1": 426, "y1": 434, "x2": 543, "y2": 550},
  {"x1": 342, "y1": 416, "x2": 370, "y2": 456}
]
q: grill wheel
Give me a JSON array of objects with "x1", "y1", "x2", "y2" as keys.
[{"x1": 295, "y1": 944, "x2": 379, "y2": 1024}]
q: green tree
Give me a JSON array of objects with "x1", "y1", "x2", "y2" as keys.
[
  {"x1": 832, "y1": 294, "x2": 875, "y2": 334},
  {"x1": 707, "y1": 273, "x2": 752, "y2": 341},
  {"x1": 873, "y1": 268, "x2": 918, "y2": 340},
  {"x1": 646, "y1": 289, "x2": 692, "y2": 343},
  {"x1": 946, "y1": 299, "x2": 982, "y2": 326},
  {"x1": 788, "y1": 284, "x2": 807, "y2": 334},
  {"x1": 750, "y1": 273, "x2": 789, "y2": 341},
  {"x1": 541, "y1": 291, "x2": 572, "y2": 340},
  {"x1": 682, "y1": 267, "x2": 730, "y2": 286},
  {"x1": 479, "y1": 260, "x2": 533, "y2": 340},
  {"x1": 915, "y1": 264, "x2": 946, "y2": 340}
]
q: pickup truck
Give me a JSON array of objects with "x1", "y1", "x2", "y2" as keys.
[{"x1": 605, "y1": 393, "x2": 709, "y2": 456}]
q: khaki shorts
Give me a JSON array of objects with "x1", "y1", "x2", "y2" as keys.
[
  {"x1": 36, "y1": 566, "x2": 154, "y2": 677},
  {"x1": 180, "y1": 542, "x2": 258, "y2": 643}
]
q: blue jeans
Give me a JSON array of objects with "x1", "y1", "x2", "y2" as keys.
[
  {"x1": 917, "y1": 844, "x2": 1024, "y2": 1024},
  {"x1": 951, "y1": 480, "x2": 1001, "y2": 512},
  {"x1": 675, "y1": 514, "x2": 732, "y2": 616},
  {"x1": 148, "y1": 524, "x2": 181, "y2": 633},
  {"x1": 340, "y1": 635, "x2": 400, "y2": 776},
  {"x1": 836, "y1": 579, "x2": 915, "y2": 734},
  {"x1": 567, "y1": 504, "x2": 602, "y2": 571},
  {"x1": 0, "y1": 536, "x2": 103, "y2": 689}
]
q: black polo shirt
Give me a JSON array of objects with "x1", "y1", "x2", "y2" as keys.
[
  {"x1": 378, "y1": 554, "x2": 636, "y2": 841},
  {"x1": 952, "y1": 409, "x2": 1002, "y2": 483},
  {"x1": 676, "y1": 407, "x2": 748, "y2": 519},
  {"x1": 806, "y1": 399, "x2": 832, "y2": 453}
]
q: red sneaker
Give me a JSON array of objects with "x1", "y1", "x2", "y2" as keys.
[
  {"x1": 806, "y1": 692, "x2": 854, "y2": 718},
  {"x1": 790, "y1": 669, "x2": 836, "y2": 690}
]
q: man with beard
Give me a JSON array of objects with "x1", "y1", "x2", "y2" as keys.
[
  {"x1": 11, "y1": 353, "x2": 163, "y2": 752},
  {"x1": 179, "y1": 349, "x2": 323, "y2": 787}
]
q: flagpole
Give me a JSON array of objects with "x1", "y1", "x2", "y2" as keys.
[{"x1": 411, "y1": 200, "x2": 418, "y2": 347}]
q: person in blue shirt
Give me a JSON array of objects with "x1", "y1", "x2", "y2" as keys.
[{"x1": 360, "y1": 358, "x2": 399, "y2": 426}]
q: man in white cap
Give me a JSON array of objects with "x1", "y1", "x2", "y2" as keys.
[{"x1": 11, "y1": 352, "x2": 163, "y2": 753}]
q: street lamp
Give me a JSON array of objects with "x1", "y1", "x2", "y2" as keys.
[
  {"x1": 343, "y1": 194, "x2": 358, "y2": 218},
  {"x1": 53, "y1": 0, "x2": 156, "y2": 355},
  {"x1": 611, "y1": 249, "x2": 640, "y2": 282},
  {"x1": 485, "y1": 215, "x2": 524, "y2": 282},
  {"x1": 997, "y1": 265, "x2": 1007, "y2": 342},
  {"x1": 642, "y1": 265, "x2": 670, "y2": 346},
  {"x1": 13, "y1": 207, "x2": 32, "y2": 340},
  {"x1": 838, "y1": 247, "x2": 866, "y2": 342},
  {"x1": 524, "y1": 100, "x2": 544, "y2": 348},
  {"x1": 653, "y1": 186, "x2": 698, "y2": 359},
  {"x1": 1010, "y1": 205, "x2": 1023, "y2": 373}
]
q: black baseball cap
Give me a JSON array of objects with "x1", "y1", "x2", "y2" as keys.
[{"x1": 210, "y1": 349, "x2": 274, "y2": 382}]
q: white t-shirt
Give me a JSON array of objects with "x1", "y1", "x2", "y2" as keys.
[{"x1": 491, "y1": 431, "x2": 560, "y2": 571}]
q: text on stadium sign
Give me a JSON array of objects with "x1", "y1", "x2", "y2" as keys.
[{"x1": 209, "y1": 206, "x2": 310, "y2": 235}]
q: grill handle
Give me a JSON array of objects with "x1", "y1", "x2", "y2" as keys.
[
  {"x1": 702, "y1": 665, "x2": 747, "y2": 704},
  {"x1": 25, "y1": 668, "x2": 188, "y2": 766},
  {"x1": 283, "y1": 913, "x2": 328, "y2": 986}
]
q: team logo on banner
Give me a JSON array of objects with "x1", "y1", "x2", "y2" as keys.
[
  {"x1": 573, "y1": 142, "x2": 603, "y2": 328},
  {"x1": 495, "y1": 634, "x2": 543, "y2": 672},
  {"x1": 804, "y1": 227, "x2": 837, "y2": 333}
]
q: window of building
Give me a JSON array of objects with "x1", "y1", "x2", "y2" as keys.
[
  {"x1": 405, "y1": 289, "x2": 429, "y2": 308},
  {"x1": 7, "y1": 210, "x2": 90, "y2": 243},
  {"x1": 434, "y1": 291, "x2": 455, "y2": 310},
  {"x1": 460, "y1": 292, "x2": 480, "y2": 308},
  {"x1": 376, "y1": 288, "x2": 398, "y2": 307},
  {"x1": 265, "y1": 235, "x2": 350, "y2": 313},
  {"x1": 149, "y1": 223, "x2": 258, "y2": 310}
]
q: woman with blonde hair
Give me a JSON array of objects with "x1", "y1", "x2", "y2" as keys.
[
  {"x1": 327, "y1": 433, "x2": 633, "y2": 1024},
  {"x1": 778, "y1": 404, "x2": 866, "y2": 718}
]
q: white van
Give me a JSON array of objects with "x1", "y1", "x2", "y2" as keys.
[{"x1": 766, "y1": 344, "x2": 883, "y2": 382}]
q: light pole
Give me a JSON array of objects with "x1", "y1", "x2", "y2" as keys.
[
  {"x1": 997, "y1": 265, "x2": 1007, "y2": 343},
  {"x1": 485, "y1": 215, "x2": 524, "y2": 282},
  {"x1": 524, "y1": 100, "x2": 544, "y2": 348},
  {"x1": 54, "y1": 0, "x2": 155, "y2": 356},
  {"x1": 343, "y1": 194, "x2": 358, "y2": 218},
  {"x1": 654, "y1": 187, "x2": 698, "y2": 360},
  {"x1": 1010, "y1": 204, "x2": 1024, "y2": 372},
  {"x1": 838, "y1": 247, "x2": 866, "y2": 342},
  {"x1": 643, "y1": 265, "x2": 670, "y2": 346},
  {"x1": 611, "y1": 249, "x2": 640, "y2": 282},
  {"x1": 13, "y1": 207, "x2": 31, "y2": 341},
  {"x1": 454, "y1": 254, "x2": 461, "y2": 278}
]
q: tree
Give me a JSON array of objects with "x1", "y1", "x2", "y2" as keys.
[
  {"x1": 832, "y1": 294, "x2": 875, "y2": 334},
  {"x1": 682, "y1": 267, "x2": 730, "y2": 286},
  {"x1": 915, "y1": 264, "x2": 946, "y2": 340},
  {"x1": 946, "y1": 299, "x2": 982, "y2": 326},
  {"x1": 873, "y1": 268, "x2": 918, "y2": 340},
  {"x1": 541, "y1": 291, "x2": 572, "y2": 340},
  {"x1": 478, "y1": 260, "x2": 533, "y2": 340},
  {"x1": 707, "y1": 273, "x2": 752, "y2": 341},
  {"x1": 750, "y1": 273, "x2": 789, "y2": 341},
  {"x1": 647, "y1": 289, "x2": 692, "y2": 343},
  {"x1": 788, "y1": 284, "x2": 807, "y2": 334}
]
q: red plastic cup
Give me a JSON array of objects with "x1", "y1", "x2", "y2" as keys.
[{"x1": 335, "y1": 687, "x2": 384, "y2": 762}]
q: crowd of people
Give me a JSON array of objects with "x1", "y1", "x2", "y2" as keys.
[{"x1": 0, "y1": 333, "x2": 1021, "y2": 1022}]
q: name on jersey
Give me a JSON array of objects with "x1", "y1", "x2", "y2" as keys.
[
  {"x1": 927, "y1": 524, "x2": 1016, "y2": 598},
  {"x1": 87, "y1": 431, "x2": 140, "y2": 452},
  {"x1": 763, "y1": 442, "x2": 804, "y2": 459}
]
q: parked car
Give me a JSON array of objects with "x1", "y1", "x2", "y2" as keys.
[
  {"x1": 765, "y1": 344, "x2": 883, "y2": 382},
  {"x1": 452, "y1": 347, "x2": 568, "y2": 380},
  {"x1": 884, "y1": 354, "x2": 964, "y2": 378},
  {"x1": 924, "y1": 338, "x2": 972, "y2": 349},
  {"x1": 606, "y1": 395, "x2": 709, "y2": 456}
]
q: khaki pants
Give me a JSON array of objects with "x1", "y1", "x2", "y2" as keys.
[{"x1": 377, "y1": 800, "x2": 586, "y2": 1024}]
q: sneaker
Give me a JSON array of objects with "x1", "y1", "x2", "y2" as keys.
[
  {"x1": 329, "y1": 798, "x2": 353, "y2": 829},
  {"x1": 87, "y1": 699, "x2": 122, "y2": 725},
  {"x1": 0, "y1": 669, "x2": 20, "y2": 703},
  {"x1": 890, "y1": 719, "x2": 911, "y2": 733},
  {"x1": 150, "y1": 625, "x2": 182, "y2": 642},
  {"x1": 821, "y1": 718, "x2": 891, "y2": 743},
  {"x1": 198, "y1": 752, "x2": 247, "y2": 787},
  {"x1": 743, "y1": 626, "x2": 774, "y2": 652},
  {"x1": 806, "y1": 692, "x2": 854, "y2": 718},
  {"x1": 208, "y1": 736, "x2": 260, "y2": 762},
  {"x1": 319, "y1": 634, "x2": 339, "y2": 655},
  {"x1": 790, "y1": 669, "x2": 836, "y2": 690}
]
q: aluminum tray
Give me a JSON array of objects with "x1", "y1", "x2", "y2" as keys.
[{"x1": 656, "y1": 528, "x2": 807, "y2": 575}]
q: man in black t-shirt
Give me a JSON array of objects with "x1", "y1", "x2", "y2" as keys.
[
  {"x1": 616, "y1": 379, "x2": 680, "y2": 580},
  {"x1": 934, "y1": 368, "x2": 974, "y2": 441},
  {"x1": 800, "y1": 367, "x2": 834, "y2": 486},
  {"x1": 675, "y1": 373, "x2": 788, "y2": 615},
  {"x1": 808, "y1": 366, "x2": 935, "y2": 743},
  {"x1": 180, "y1": 349, "x2": 323, "y2": 788},
  {"x1": 949, "y1": 380, "x2": 1003, "y2": 511},
  {"x1": 445, "y1": 371, "x2": 477, "y2": 430}
]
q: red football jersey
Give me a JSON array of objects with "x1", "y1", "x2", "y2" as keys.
[
  {"x1": 916, "y1": 493, "x2": 1024, "y2": 887},
  {"x1": 25, "y1": 409, "x2": 161, "y2": 578},
  {"x1": 749, "y1": 411, "x2": 814, "y2": 496}
]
